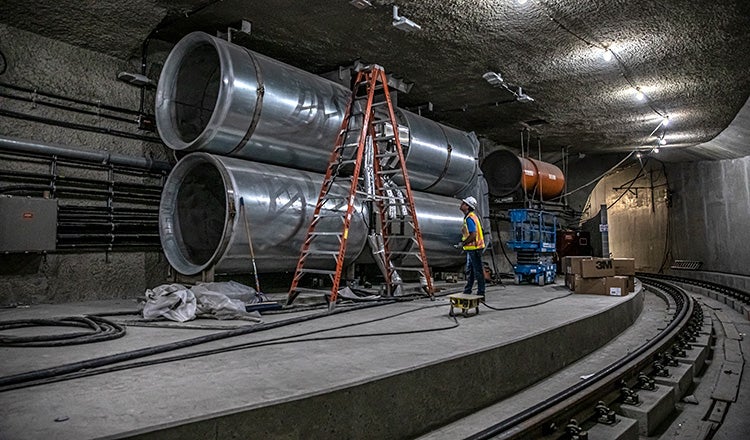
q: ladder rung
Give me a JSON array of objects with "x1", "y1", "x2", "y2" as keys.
[
  {"x1": 303, "y1": 250, "x2": 340, "y2": 256},
  {"x1": 335, "y1": 159, "x2": 358, "y2": 166},
  {"x1": 310, "y1": 232, "x2": 343, "y2": 236},
  {"x1": 299, "y1": 269, "x2": 337, "y2": 275},
  {"x1": 314, "y1": 213, "x2": 345, "y2": 218},
  {"x1": 338, "y1": 142, "x2": 361, "y2": 149},
  {"x1": 294, "y1": 287, "x2": 333, "y2": 294}
]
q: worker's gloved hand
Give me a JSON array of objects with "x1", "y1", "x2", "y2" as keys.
[{"x1": 453, "y1": 242, "x2": 462, "y2": 249}]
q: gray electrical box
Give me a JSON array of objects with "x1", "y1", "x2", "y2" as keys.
[{"x1": 0, "y1": 196, "x2": 57, "y2": 252}]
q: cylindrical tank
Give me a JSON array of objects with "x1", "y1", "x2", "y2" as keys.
[
  {"x1": 393, "y1": 110, "x2": 479, "y2": 195},
  {"x1": 481, "y1": 149, "x2": 565, "y2": 199},
  {"x1": 155, "y1": 31, "x2": 478, "y2": 197},
  {"x1": 159, "y1": 153, "x2": 369, "y2": 275},
  {"x1": 155, "y1": 31, "x2": 349, "y2": 172},
  {"x1": 160, "y1": 153, "x2": 471, "y2": 275}
]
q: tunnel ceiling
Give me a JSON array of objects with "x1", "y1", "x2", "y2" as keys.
[{"x1": 3, "y1": 0, "x2": 750, "y2": 162}]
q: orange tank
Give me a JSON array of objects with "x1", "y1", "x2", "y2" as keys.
[{"x1": 481, "y1": 149, "x2": 565, "y2": 200}]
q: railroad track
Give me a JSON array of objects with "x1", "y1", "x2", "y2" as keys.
[{"x1": 466, "y1": 275, "x2": 716, "y2": 439}]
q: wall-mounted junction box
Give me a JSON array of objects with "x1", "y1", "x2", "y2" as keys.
[{"x1": 0, "y1": 196, "x2": 57, "y2": 252}]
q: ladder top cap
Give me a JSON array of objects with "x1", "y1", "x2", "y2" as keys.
[{"x1": 355, "y1": 63, "x2": 385, "y2": 72}]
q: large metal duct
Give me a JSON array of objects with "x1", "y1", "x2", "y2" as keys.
[
  {"x1": 393, "y1": 110, "x2": 479, "y2": 196},
  {"x1": 160, "y1": 153, "x2": 470, "y2": 274},
  {"x1": 159, "y1": 153, "x2": 368, "y2": 275},
  {"x1": 155, "y1": 31, "x2": 478, "y2": 197},
  {"x1": 481, "y1": 149, "x2": 565, "y2": 199}
]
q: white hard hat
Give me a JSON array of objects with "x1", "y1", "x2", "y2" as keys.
[{"x1": 461, "y1": 196, "x2": 478, "y2": 209}]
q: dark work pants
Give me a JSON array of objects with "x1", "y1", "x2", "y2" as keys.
[{"x1": 463, "y1": 249, "x2": 485, "y2": 296}]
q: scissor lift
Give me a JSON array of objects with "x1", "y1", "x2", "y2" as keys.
[{"x1": 506, "y1": 209, "x2": 557, "y2": 286}]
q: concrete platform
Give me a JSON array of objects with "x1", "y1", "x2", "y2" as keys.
[{"x1": 0, "y1": 282, "x2": 643, "y2": 440}]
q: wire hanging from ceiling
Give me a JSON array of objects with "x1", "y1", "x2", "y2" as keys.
[{"x1": 522, "y1": 0, "x2": 673, "y2": 159}]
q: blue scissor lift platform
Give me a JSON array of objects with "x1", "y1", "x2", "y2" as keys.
[{"x1": 506, "y1": 209, "x2": 557, "y2": 286}]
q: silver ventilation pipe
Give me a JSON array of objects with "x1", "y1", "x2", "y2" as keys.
[
  {"x1": 160, "y1": 153, "x2": 468, "y2": 275},
  {"x1": 155, "y1": 31, "x2": 479, "y2": 197}
]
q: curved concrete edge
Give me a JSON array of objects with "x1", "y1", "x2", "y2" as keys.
[{"x1": 122, "y1": 288, "x2": 645, "y2": 440}]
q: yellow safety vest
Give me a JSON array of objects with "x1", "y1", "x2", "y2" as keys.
[{"x1": 462, "y1": 211, "x2": 485, "y2": 251}]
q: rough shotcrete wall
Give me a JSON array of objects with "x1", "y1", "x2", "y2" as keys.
[
  {"x1": 581, "y1": 159, "x2": 670, "y2": 271},
  {"x1": 0, "y1": 24, "x2": 171, "y2": 305},
  {"x1": 667, "y1": 156, "x2": 750, "y2": 276}
]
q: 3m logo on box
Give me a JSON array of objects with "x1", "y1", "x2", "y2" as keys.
[{"x1": 580, "y1": 258, "x2": 615, "y2": 278}]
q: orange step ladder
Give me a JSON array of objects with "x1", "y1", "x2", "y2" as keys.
[{"x1": 286, "y1": 65, "x2": 433, "y2": 309}]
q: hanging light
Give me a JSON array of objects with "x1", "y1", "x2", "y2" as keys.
[
  {"x1": 653, "y1": 146, "x2": 660, "y2": 153},
  {"x1": 635, "y1": 87, "x2": 645, "y2": 101},
  {"x1": 602, "y1": 46, "x2": 613, "y2": 62},
  {"x1": 662, "y1": 115, "x2": 670, "y2": 126},
  {"x1": 636, "y1": 151, "x2": 643, "y2": 158},
  {"x1": 659, "y1": 138, "x2": 667, "y2": 145},
  {"x1": 518, "y1": 0, "x2": 528, "y2": 4}
]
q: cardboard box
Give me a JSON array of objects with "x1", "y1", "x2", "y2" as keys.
[
  {"x1": 613, "y1": 258, "x2": 636, "y2": 276},
  {"x1": 580, "y1": 258, "x2": 615, "y2": 278},
  {"x1": 563, "y1": 256, "x2": 590, "y2": 275},
  {"x1": 627, "y1": 276, "x2": 635, "y2": 292},
  {"x1": 565, "y1": 273, "x2": 577, "y2": 291},
  {"x1": 606, "y1": 276, "x2": 630, "y2": 297},
  {"x1": 573, "y1": 275, "x2": 607, "y2": 295}
]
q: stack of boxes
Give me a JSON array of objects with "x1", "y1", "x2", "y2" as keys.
[{"x1": 562, "y1": 256, "x2": 636, "y2": 296}]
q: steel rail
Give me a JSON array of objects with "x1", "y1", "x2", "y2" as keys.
[{"x1": 466, "y1": 276, "x2": 695, "y2": 439}]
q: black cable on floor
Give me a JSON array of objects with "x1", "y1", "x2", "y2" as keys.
[
  {"x1": 0, "y1": 316, "x2": 126, "y2": 347},
  {"x1": 0, "y1": 302, "x2": 455, "y2": 391},
  {"x1": 480, "y1": 292, "x2": 573, "y2": 311},
  {"x1": 0, "y1": 300, "x2": 398, "y2": 389}
]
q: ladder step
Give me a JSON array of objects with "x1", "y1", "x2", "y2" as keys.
[
  {"x1": 299, "y1": 269, "x2": 337, "y2": 275},
  {"x1": 294, "y1": 287, "x2": 333, "y2": 295},
  {"x1": 303, "y1": 250, "x2": 340, "y2": 256},
  {"x1": 390, "y1": 266, "x2": 425, "y2": 272},
  {"x1": 314, "y1": 213, "x2": 345, "y2": 218},
  {"x1": 310, "y1": 232, "x2": 343, "y2": 236}
]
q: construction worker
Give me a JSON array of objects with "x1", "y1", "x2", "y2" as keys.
[{"x1": 456, "y1": 196, "x2": 485, "y2": 297}]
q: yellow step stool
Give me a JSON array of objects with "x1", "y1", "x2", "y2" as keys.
[{"x1": 448, "y1": 293, "x2": 482, "y2": 317}]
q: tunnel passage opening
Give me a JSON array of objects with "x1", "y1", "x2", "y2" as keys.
[
  {"x1": 173, "y1": 42, "x2": 220, "y2": 144},
  {"x1": 173, "y1": 162, "x2": 226, "y2": 269}
]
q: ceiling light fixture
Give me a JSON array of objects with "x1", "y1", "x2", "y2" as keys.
[
  {"x1": 482, "y1": 71, "x2": 504, "y2": 86},
  {"x1": 659, "y1": 138, "x2": 667, "y2": 145},
  {"x1": 392, "y1": 5, "x2": 421, "y2": 32},
  {"x1": 653, "y1": 146, "x2": 660, "y2": 153},
  {"x1": 516, "y1": 87, "x2": 534, "y2": 103},
  {"x1": 349, "y1": 0, "x2": 372, "y2": 9},
  {"x1": 662, "y1": 115, "x2": 670, "y2": 126},
  {"x1": 602, "y1": 47, "x2": 613, "y2": 62},
  {"x1": 636, "y1": 151, "x2": 643, "y2": 159},
  {"x1": 518, "y1": 0, "x2": 528, "y2": 4},
  {"x1": 635, "y1": 87, "x2": 645, "y2": 101}
]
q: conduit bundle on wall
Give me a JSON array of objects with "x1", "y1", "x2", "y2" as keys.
[
  {"x1": 155, "y1": 31, "x2": 479, "y2": 198},
  {"x1": 481, "y1": 149, "x2": 565, "y2": 200},
  {"x1": 159, "y1": 153, "x2": 466, "y2": 275}
]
